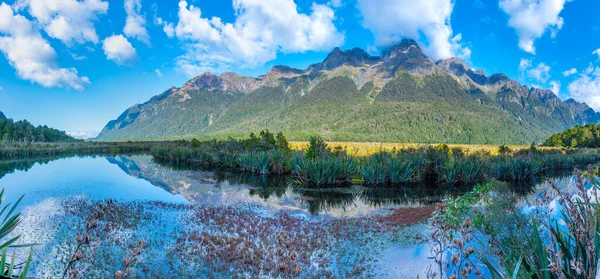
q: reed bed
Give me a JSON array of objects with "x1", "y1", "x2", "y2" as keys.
[{"x1": 151, "y1": 132, "x2": 600, "y2": 188}]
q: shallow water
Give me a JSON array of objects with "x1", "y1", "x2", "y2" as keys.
[{"x1": 0, "y1": 155, "x2": 577, "y2": 278}]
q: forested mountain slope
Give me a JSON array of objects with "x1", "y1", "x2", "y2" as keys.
[{"x1": 96, "y1": 39, "x2": 597, "y2": 144}]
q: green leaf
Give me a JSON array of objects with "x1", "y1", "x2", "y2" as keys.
[
  {"x1": 512, "y1": 256, "x2": 523, "y2": 279},
  {"x1": 17, "y1": 249, "x2": 32, "y2": 279}
]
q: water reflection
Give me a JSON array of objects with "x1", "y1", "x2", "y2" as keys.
[
  {"x1": 108, "y1": 155, "x2": 479, "y2": 215},
  {"x1": 0, "y1": 154, "x2": 578, "y2": 216}
]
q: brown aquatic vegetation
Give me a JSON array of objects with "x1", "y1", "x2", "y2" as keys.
[
  {"x1": 23, "y1": 198, "x2": 419, "y2": 278},
  {"x1": 61, "y1": 201, "x2": 105, "y2": 279},
  {"x1": 114, "y1": 240, "x2": 145, "y2": 279},
  {"x1": 379, "y1": 206, "x2": 435, "y2": 227},
  {"x1": 426, "y1": 204, "x2": 482, "y2": 279}
]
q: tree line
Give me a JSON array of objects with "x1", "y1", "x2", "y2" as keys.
[
  {"x1": 544, "y1": 124, "x2": 600, "y2": 148},
  {"x1": 0, "y1": 116, "x2": 76, "y2": 143}
]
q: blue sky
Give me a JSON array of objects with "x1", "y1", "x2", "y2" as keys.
[{"x1": 0, "y1": 0, "x2": 599, "y2": 138}]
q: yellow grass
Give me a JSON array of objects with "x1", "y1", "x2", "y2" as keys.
[{"x1": 289, "y1": 141, "x2": 557, "y2": 157}]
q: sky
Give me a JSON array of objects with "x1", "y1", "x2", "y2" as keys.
[{"x1": 0, "y1": 0, "x2": 599, "y2": 139}]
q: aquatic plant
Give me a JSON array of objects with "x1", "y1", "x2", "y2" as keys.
[
  {"x1": 0, "y1": 189, "x2": 35, "y2": 278},
  {"x1": 295, "y1": 156, "x2": 355, "y2": 186},
  {"x1": 359, "y1": 157, "x2": 387, "y2": 185},
  {"x1": 114, "y1": 240, "x2": 145, "y2": 279},
  {"x1": 150, "y1": 132, "x2": 600, "y2": 188},
  {"x1": 489, "y1": 157, "x2": 542, "y2": 181}
]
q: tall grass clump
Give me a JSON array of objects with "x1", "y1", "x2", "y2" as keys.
[
  {"x1": 358, "y1": 152, "x2": 422, "y2": 185},
  {"x1": 293, "y1": 136, "x2": 356, "y2": 186},
  {"x1": 295, "y1": 156, "x2": 355, "y2": 186},
  {"x1": 489, "y1": 156, "x2": 542, "y2": 181}
]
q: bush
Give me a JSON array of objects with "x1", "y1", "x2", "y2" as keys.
[{"x1": 305, "y1": 136, "x2": 328, "y2": 159}]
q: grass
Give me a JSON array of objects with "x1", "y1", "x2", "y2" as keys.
[{"x1": 289, "y1": 141, "x2": 551, "y2": 157}]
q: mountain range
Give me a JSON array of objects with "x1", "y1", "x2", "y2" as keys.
[{"x1": 95, "y1": 39, "x2": 599, "y2": 144}]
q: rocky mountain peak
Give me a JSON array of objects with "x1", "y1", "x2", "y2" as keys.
[
  {"x1": 564, "y1": 98, "x2": 599, "y2": 124},
  {"x1": 320, "y1": 47, "x2": 376, "y2": 69},
  {"x1": 436, "y1": 57, "x2": 470, "y2": 77},
  {"x1": 381, "y1": 39, "x2": 424, "y2": 61},
  {"x1": 183, "y1": 72, "x2": 221, "y2": 90},
  {"x1": 380, "y1": 39, "x2": 433, "y2": 75}
]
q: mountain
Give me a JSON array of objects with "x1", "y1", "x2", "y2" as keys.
[
  {"x1": 96, "y1": 39, "x2": 597, "y2": 144},
  {"x1": 564, "y1": 99, "x2": 600, "y2": 125},
  {"x1": 0, "y1": 111, "x2": 5, "y2": 119}
]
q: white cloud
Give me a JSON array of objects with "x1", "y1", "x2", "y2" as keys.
[
  {"x1": 329, "y1": 0, "x2": 343, "y2": 7},
  {"x1": 163, "y1": 0, "x2": 344, "y2": 76},
  {"x1": 155, "y1": 69, "x2": 162, "y2": 77},
  {"x1": 124, "y1": 0, "x2": 149, "y2": 44},
  {"x1": 549, "y1": 80, "x2": 560, "y2": 95},
  {"x1": 15, "y1": 0, "x2": 109, "y2": 46},
  {"x1": 499, "y1": 0, "x2": 571, "y2": 54},
  {"x1": 568, "y1": 65, "x2": 600, "y2": 110},
  {"x1": 102, "y1": 35, "x2": 137, "y2": 65},
  {"x1": 593, "y1": 48, "x2": 600, "y2": 59},
  {"x1": 520, "y1": 59, "x2": 551, "y2": 83},
  {"x1": 356, "y1": 0, "x2": 470, "y2": 61},
  {"x1": 519, "y1": 58, "x2": 532, "y2": 72},
  {"x1": 527, "y1": 62, "x2": 551, "y2": 83},
  {"x1": 0, "y1": 3, "x2": 89, "y2": 90},
  {"x1": 562, "y1": 68, "x2": 577, "y2": 77}
]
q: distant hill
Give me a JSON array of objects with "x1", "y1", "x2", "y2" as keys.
[
  {"x1": 0, "y1": 111, "x2": 76, "y2": 142},
  {"x1": 96, "y1": 39, "x2": 598, "y2": 144}
]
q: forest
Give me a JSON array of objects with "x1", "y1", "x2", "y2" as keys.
[
  {"x1": 544, "y1": 124, "x2": 600, "y2": 148},
  {"x1": 0, "y1": 113, "x2": 76, "y2": 142}
]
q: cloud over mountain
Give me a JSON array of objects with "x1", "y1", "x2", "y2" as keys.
[
  {"x1": 357, "y1": 0, "x2": 470, "y2": 61},
  {"x1": 161, "y1": 0, "x2": 344, "y2": 76}
]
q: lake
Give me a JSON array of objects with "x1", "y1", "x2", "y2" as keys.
[{"x1": 0, "y1": 155, "x2": 573, "y2": 278}]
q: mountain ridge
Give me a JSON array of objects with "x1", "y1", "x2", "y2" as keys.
[{"x1": 96, "y1": 39, "x2": 598, "y2": 144}]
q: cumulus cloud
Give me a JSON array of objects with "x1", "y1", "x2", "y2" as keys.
[
  {"x1": 0, "y1": 3, "x2": 89, "y2": 90},
  {"x1": 593, "y1": 48, "x2": 600, "y2": 59},
  {"x1": 549, "y1": 80, "x2": 560, "y2": 95},
  {"x1": 356, "y1": 0, "x2": 470, "y2": 61},
  {"x1": 520, "y1": 59, "x2": 551, "y2": 83},
  {"x1": 14, "y1": 0, "x2": 108, "y2": 46},
  {"x1": 568, "y1": 65, "x2": 600, "y2": 110},
  {"x1": 499, "y1": 0, "x2": 571, "y2": 54},
  {"x1": 519, "y1": 58, "x2": 532, "y2": 72},
  {"x1": 562, "y1": 68, "x2": 577, "y2": 77},
  {"x1": 528, "y1": 63, "x2": 551, "y2": 83},
  {"x1": 162, "y1": 0, "x2": 344, "y2": 76},
  {"x1": 124, "y1": 0, "x2": 149, "y2": 44},
  {"x1": 102, "y1": 35, "x2": 137, "y2": 65}
]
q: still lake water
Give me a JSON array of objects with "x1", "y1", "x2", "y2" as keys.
[
  {"x1": 0, "y1": 155, "x2": 574, "y2": 278},
  {"x1": 0, "y1": 154, "x2": 460, "y2": 216}
]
